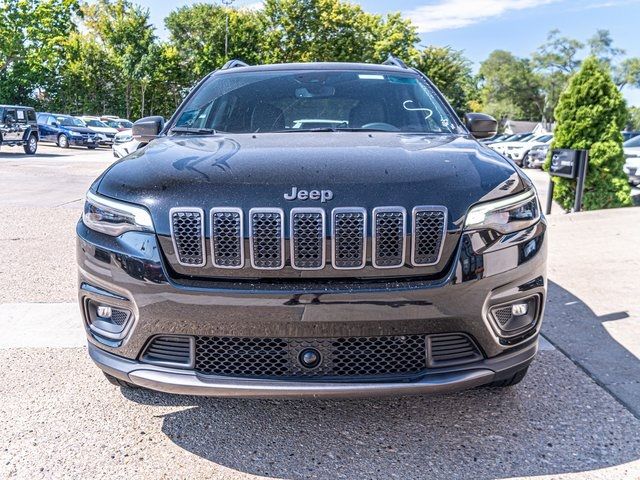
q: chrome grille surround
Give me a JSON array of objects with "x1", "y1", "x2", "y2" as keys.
[
  {"x1": 169, "y1": 207, "x2": 206, "y2": 267},
  {"x1": 168, "y1": 205, "x2": 447, "y2": 271},
  {"x1": 290, "y1": 208, "x2": 326, "y2": 270},
  {"x1": 411, "y1": 206, "x2": 448, "y2": 266},
  {"x1": 210, "y1": 207, "x2": 244, "y2": 269},
  {"x1": 331, "y1": 207, "x2": 367, "y2": 270},
  {"x1": 249, "y1": 208, "x2": 285, "y2": 270},
  {"x1": 372, "y1": 206, "x2": 406, "y2": 269}
]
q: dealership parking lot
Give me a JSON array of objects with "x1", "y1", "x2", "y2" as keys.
[{"x1": 1, "y1": 146, "x2": 640, "y2": 479}]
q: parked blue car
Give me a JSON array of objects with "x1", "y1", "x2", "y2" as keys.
[{"x1": 37, "y1": 113, "x2": 100, "y2": 149}]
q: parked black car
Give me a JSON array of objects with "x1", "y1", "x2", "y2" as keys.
[
  {"x1": 0, "y1": 105, "x2": 39, "y2": 154},
  {"x1": 37, "y1": 113, "x2": 100, "y2": 149},
  {"x1": 78, "y1": 58, "x2": 546, "y2": 398}
]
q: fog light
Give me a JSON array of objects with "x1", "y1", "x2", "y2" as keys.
[
  {"x1": 96, "y1": 305, "x2": 112, "y2": 318},
  {"x1": 511, "y1": 303, "x2": 528, "y2": 316}
]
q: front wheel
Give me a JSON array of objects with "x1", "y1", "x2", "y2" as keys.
[
  {"x1": 87, "y1": 145, "x2": 97, "y2": 150},
  {"x1": 57, "y1": 134, "x2": 69, "y2": 148},
  {"x1": 23, "y1": 134, "x2": 38, "y2": 155}
]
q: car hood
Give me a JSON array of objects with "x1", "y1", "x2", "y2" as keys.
[
  {"x1": 65, "y1": 126, "x2": 95, "y2": 134},
  {"x1": 96, "y1": 132, "x2": 523, "y2": 235}
]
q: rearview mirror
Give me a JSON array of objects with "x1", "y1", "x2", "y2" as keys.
[
  {"x1": 464, "y1": 113, "x2": 498, "y2": 139},
  {"x1": 132, "y1": 116, "x2": 165, "y2": 143}
]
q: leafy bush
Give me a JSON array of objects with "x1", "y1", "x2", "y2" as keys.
[{"x1": 545, "y1": 56, "x2": 632, "y2": 211}]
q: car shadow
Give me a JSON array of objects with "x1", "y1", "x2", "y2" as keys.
[{"x1": 119, "y1": 280, "x2": 640, "y2": 479}]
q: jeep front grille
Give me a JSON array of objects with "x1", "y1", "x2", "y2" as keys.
[
  {"x1": 332, "y1": 208, "x2": 366, "y2": 269},
  {"x1": 170, "y1": 208, "x2": 205, "y2": 266},
  {"x1": 372, "y1": 207, "x2": 406, "y2": 268},
  {"x1": 249, "y1": 208, "x2": 285, "y2": 269},
  {"x1": 211, "y1": 208, "x2": 243, "y2": 269},
  {"x1": 290, "y1": 208, "x2": 325, "y2": 270},
  {"x1": 412, "y1": 207, "x2": 447, "y2": 266},
  {"x1": 168, "y1": 206, "x2": 447, "y2": 271}
]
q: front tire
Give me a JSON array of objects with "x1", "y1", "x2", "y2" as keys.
[
  {"x1": 57, "y1": 134, "x2": 69, "y2": 148},
  {"x1": 23, "y1": 134, "x2": 38, "y2": 155},
  {"x1": 87, "y1": 145, "x2": 97, "y2": 150}
]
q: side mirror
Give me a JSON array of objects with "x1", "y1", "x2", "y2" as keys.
[
  {"x1": 5, "y1": 115, "x2": 15, "y2": 125},
  {"x1": 132, "y1": 116, "x2": 164, "y2": 143},
  {"x1": 464, "y1": 113, "x2": 498, "y2": 139}
]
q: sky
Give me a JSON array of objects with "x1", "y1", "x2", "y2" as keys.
[{"x1": 133, "y1": 0, "x2": 640, "y2": 106}]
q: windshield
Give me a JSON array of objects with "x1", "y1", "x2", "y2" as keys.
[
  {"x1": 172, "y1": 70, "x2": 464, "y2": 134},
  {"x1": 624, "y1": 135, "x2": 640, "y2": 147},
  {"x1": 86, "y1": 119, "x2": 108, "y2": 128},
  {"x1": 57, "y1": 116, "x2": 85, "y2": 127}
]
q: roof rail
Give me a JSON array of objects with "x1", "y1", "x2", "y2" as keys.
[
  {"x1": 382, "y1": 54, "x2": 408, "y2": 69},
  {"x1": 221, "y1": 59, "x2": 250, "y2": 70}
]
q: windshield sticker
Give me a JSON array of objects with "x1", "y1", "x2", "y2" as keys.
[
  {"x1": 358, "y1": 74, "x2": 384, "y2": 80},
  {"x1": 403, "y1": 100, "x2": 433, "y2": 121}
]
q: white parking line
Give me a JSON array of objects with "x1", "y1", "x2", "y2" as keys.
[{"x1": 0, "y1": 303, "x2": 85, "y2": 348}]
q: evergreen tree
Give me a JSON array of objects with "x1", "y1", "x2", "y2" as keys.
[{"x1": 546, "y1": 56, "x2": 632, "y2": 211}]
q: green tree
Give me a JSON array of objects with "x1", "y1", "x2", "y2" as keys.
[
  {"x1": 532, "y1": 29, "x2": 583, "y2": 124},
  {"x1": 628, "y1": 106, "x2": 640, "y2": 131},
  {"x1": 588, "y1": 29, "x2": 625, "y2": 66},
  {"x1": 165, "y1": 3, "x2": 265, "y2": 85},
  {"x1": 545, "y1": 56, "x2": 631, "y2": 211},
  {"x1": 262, "y1": 0, "x2": 418, "y2": 64},
  {"x1": 479, "y1": 50, "x2": 544, "y2": 122},
  {"x1": 413, "y1": 45, "x2": 477, "y2": 116},
  {"x1": 0, "y1": 0, "x2": 80, "y2": 107},
  {"x1": 83, "y1": 0, "x2": 156, "y2": 119}
]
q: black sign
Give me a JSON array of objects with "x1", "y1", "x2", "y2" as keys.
[{"x1": 549, "y1": 149, "x2": 579, "y2": 179}]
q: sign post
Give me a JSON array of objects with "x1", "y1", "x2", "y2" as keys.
[{"x1": 546, "y1": 149, "x2": 589, "y2": 214}]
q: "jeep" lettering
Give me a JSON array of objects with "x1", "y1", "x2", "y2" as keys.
[{"x1": 284, "y1": 187, "x2": 333, "y2": 203}]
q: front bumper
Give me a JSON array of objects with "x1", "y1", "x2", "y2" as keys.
[
  {"x1": 70, "y1": 136, "x2": 99, "y2": 147},
  {"x1": 77, "y1": 218, "x2": 547, "y2": 397},
  {"x1": 90, "y1": 340, "x2": 538, "y2": 398}
]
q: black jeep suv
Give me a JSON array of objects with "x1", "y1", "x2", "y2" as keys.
[
  {"x1": 0, "y1": 105, "x2": 39, "y2": 154},
  {"x1": 77, "y1": 59, "x2": 547, "y2": 398}
]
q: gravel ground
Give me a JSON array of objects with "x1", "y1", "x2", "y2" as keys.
[{"x1": 1, "y1": 348, "x2": 639, "y2": 480}]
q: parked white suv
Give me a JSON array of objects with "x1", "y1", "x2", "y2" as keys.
[{"x1": 77, "y1": 116, "x2": 119, "y2": 145}]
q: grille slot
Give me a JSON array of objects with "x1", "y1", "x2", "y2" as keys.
[
  {"x1": 290, "y1": 208, "x2": 325, "y2": 270},
  {"x1": 427, "y1": 334, "x2": 482, "y2": 367},
  {"x1": 170, "y1": 208, "x2": 205, "y2": 266},
  {"x1": 142, "y1": 336, "x2": 194, "y2": 368},
  {"x1": 412, "y1": 207, "x2": 447, "y2": 266},
  {"x1": 372, "y1": 207, "x2": 406, "y2": 268},
  {"x1": 211, "y1": 208, "x2": 244, "y2": 269},
  {"x1": 249, "y1": 208, "x2": 284, "y2": 269},
  {"x1": 332, "y1": 208, "x2": 366, "y2": 269},
  {"x1": 195, "y1": 334, "x2": 429, "y2": 379}
]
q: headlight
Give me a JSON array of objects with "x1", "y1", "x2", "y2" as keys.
[
  {"x1": 464, "y1": 189, "x2": 540, "y2": 234},
  {"x1": 70, "y1": 131, "x2": 82, "y2": 137},
  {"x1": 83, "y1": 191, "x2": 154, "y2": 236}
]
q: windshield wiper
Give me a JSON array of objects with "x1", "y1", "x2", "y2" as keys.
[
  {"x1": 169, "y1": 127, "x2": 216, "y2": 135},
  {"x1": 279, "y1": 127, "x2": 391, "y2": 133}
]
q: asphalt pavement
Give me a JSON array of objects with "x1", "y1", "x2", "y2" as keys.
[{"x1": 1, "y1": 145, "x2": 639, "y2": 479}]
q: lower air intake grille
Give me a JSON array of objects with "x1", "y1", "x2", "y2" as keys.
[
  {"x1": 171, "y1": 209, "x2": 205, "y2": 266},
  {"x1": 412, "y1": 208, "x2": 446, "y2": 265},
  {"x1": 427, "y1": 334, "x2": 482, "y2": 367},
  {"x1": 211, "y1": 209, "x2": 243, "y2": 268},
  {"x1": 333, "y1": 209, "x2": 366, "y2": 269},
  {"x1": 141, "y1": 336, "x2": 194, "y2": 368},
  {"x1": 250, "y1": 209, "x2": 284, "y2": 269},
  {"x1": 291, "y1": 209, "x2": 325, "y2": 269},
  {"x1": 194, "y1": 334, "x2": 428, "y2": 379},
  {"x1": 373, "y1": 208, "x2": 405, "y2": 268},
  {"x1": 493, "y1": 306, "x2": 513, "y2": 326}
]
